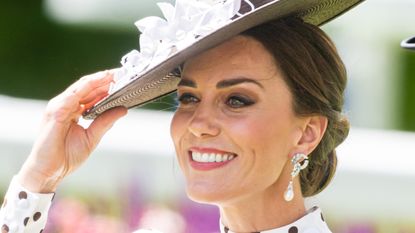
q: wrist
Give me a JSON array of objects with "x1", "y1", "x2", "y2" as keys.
[{"x1": 17, "y1": 165, "x2": 61, "y2": 193}]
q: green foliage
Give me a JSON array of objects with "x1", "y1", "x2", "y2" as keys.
[
  {"x1": 0, "y1": 0, "x2": 177, "y2": 111},
  {"x1": 0, "y1": 1, "x2": 135, "y2": 99},
  {"x1": 399, "y1": 50, "x2": 415, "y2": 131}
]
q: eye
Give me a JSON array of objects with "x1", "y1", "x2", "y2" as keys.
[
  {"x1": 226, "y1": 95, "x2": 255, "y2": 108},
  {"x1": 177, "y1": 93, "x2": 199, "y2": 105}
]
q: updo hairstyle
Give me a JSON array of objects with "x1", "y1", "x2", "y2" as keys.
[{"x1": 243, "y1": 17, "x2": 350, "y2": 196}]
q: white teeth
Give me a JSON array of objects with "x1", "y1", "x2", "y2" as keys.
[
  {"x1": 196, "y1": 152, "x2": 202, "y2": 161},
  {"x1": 191, "y1": 151, "x2": 236, "y2": 163},
  {"x1": 215, "y1": 154, "x2": 222, "y2": 162},
  {"x1": 202, "y1": 153, "x2": 209, "y2": 162},
  {"x1": 209, "y1": 153, "x2": 216, "y2": 162}
]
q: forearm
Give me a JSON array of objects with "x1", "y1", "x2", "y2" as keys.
[{"x1": 0, "y1": 176, "x2": 54, "y2": 233}]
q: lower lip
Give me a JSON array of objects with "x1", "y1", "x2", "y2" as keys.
[{"x1": 189, "y1": 156, "x2": 234, "y2": 171}]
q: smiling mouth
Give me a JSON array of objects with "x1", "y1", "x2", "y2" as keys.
[{"x1": 189, "y1": 150, "x2": 237, "y2": 163}]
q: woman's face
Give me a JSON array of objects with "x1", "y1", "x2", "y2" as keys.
[{"x1": 170, "y1": 36, "x2": 305, "y2": 204}]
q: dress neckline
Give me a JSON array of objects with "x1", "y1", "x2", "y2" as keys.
[{"x1": 219, "y1": 206, "x2": 332, "y2": 233}]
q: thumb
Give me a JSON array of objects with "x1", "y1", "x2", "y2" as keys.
[{"x1": 86, "y1": 107, "x2": 128, "y2": 147}]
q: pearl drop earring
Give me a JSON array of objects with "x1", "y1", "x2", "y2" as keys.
[{"x1": 284, "y1": 153, "x2": 309, "y2": 202}]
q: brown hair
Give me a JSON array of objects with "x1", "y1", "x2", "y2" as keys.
[{"x1": 242, "y1": 17, "x2": 350, "y2": 196}]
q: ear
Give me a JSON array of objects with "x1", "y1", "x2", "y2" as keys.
[{"x1": 294, "y1": 115, "x2": 328, "y2": 156}]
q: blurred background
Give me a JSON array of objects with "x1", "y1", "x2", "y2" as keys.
[{"x1": 1, "y1": 0, "x2": 415, "y2": 232}]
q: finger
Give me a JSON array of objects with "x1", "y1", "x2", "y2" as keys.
[
  {"x1": 66, "y1": 70, "x2": 110, "y2": 92},
  {"x1": 57, "y1": 72, "x2": 112, "y2": 117},
  {"x1": 44, "y1": 94, "x2": 85, "y2": 124},
  {"x1": 65, "y1": 71, "x2": 113, "y2": 100},
  {"x1": 79, "y1": 82, "x2": 111, "y2": 104},
  {"x1": 81, "y1": 92, "x2": 109, "y2": 110},
  {"x1": 44, "y1": 69, "x2": 118, "y2": 124},
  {"x1": 85, "y1": 107, "x2": 128, "y2": 147},
  {"x1": 78, "y1": 69, "x2": 120, "y2": 103}
]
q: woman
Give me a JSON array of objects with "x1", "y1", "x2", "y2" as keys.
[{"x1": 1, "y1": 1, "x2": 356, "y2": 232}]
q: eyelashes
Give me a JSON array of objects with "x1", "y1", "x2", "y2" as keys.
[
  {"x1": 177, "y1": 93, "x2": 199, "y2": 105},
  {"x1": 226, "y1": 95, "x2": 255, "y2": 108},
  {"x1": 176, "y1": 92, "x2": 255, "y2": 108}
]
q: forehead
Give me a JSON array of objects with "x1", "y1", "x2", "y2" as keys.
[{"x1": 182, "y1": 35, "x2": 278, "y2": 81}]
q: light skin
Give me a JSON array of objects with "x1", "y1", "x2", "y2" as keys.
[
  {"x1": 17, "y1": 71, "x2": 127, "y2": 193},
  {"x1": 16, "y1": 35, "x2": 327, "y2": 232},
  {"x1": 171, "y1": 36, "x2": 327, "y2": 232}
]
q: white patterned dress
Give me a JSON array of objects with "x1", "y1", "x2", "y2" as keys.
[{"x1": 1, "y1": 177, "x2": 331, "y2": 233}]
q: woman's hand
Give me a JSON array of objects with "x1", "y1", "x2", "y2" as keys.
[{"x1": 17, "y1": 71, "x2": 127, "y2": 193}]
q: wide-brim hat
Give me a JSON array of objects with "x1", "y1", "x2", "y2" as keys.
[
  {"x1": 83, "y1": 0, "x2": 364, "y2": 119},
  {"x1": 401, "y1": 36, "x2": 415, "y2": 50}
]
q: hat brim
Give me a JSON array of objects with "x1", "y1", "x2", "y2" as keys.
[
  {"x1": 401, "y1": 36, "x2": 415, "y2": 50},
  {"x1": 83, "y1": 0, "x2": 364, "y2": 119}
]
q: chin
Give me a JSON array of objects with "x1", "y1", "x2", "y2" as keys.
[{"x1": 185, "y1": 183, "x2": 230, "y2": 205}]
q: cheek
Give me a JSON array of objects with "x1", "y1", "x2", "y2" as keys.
[
  {"x1": 170, "y1": 111, "x2": 189, "y2": 144},
  {"x1": 219, "y1": 113, "x2": 293, "y2": 194},
  {"x1": 170, "y1": 113, "x2": 180, "y2": 145},
  {"x1": 171, "y1": 112, "x2": 185, "y2": 151},
  {"x1": 170, "y1": 111, "x2": 190, "y2": 166},
  {"x1": 230, "y1": 110, "x2": 295, "y2": 182},
  {"x1": 228, "y1": 110, "x2": 294, "y2": 157}
]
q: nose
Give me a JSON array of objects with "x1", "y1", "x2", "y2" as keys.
[{"x1": 188, "y1": 103, "x2": 220, "y2": 138}]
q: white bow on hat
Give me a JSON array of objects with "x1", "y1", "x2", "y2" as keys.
[{"x1": 110, "y1": 0, "x2": 247, "y2": 95}]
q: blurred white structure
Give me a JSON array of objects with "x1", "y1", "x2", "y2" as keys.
[
  {"x1": 1, "y1": 95, "x2": 414, "y2": 222},
  {"x1": 43, "y1": 0, "x2": 171, "y2": 29}
]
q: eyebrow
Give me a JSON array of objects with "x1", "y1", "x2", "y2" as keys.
[
  {"x1": 217, "y1": 77, "x2": 264, "y2": 89},
  {"x1": 177, "y1": 78, "x2": 196, "y2": 87},
  {"x1": 177, "y1": 77, "x2": 264, "y2": 89}
]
